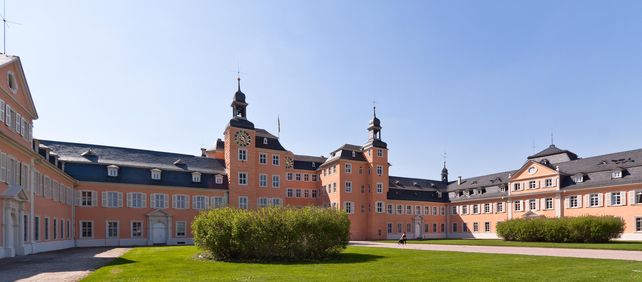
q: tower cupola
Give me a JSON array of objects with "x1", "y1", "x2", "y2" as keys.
[{"x1": 231, "y1": 77, "x2": 248, "y2": 119}]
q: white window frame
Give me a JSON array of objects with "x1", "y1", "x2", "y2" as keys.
[
  {"x1": 238, "y1": 172, "x2": 248, "y2": 185},
  {"x1": 215, "y1": 175, "x2": 223, "y2": 184},
  {"x1": 272, "y1": 154, "x2": 280, "y2": 166},
  {"x1": 344, "y1": 201, "x2": 354, "y2": 214},
  {"x1": 375, "y1": 201, "x2": 384, "y2": 213},
  {"x1": 106, "y1": 220, "x2": 119, "y2": 239},
  {"x1": 377, "y1": 149, "x2": 383, "y2": 157},
  {"x1": 345, "y1": 163, "x2": 352, "y2": 174},
  {"x1": 272, "y1": 175, "x2": 280, "y2": 188},
  {"x1": 545, "y1": 198, "x2": 553, "y2": 210},
  {"x1": 345, "y1": 181, "x2": 352, "y2": 193},
  {"x1": 239, "y1": 196, "x2": 248, "y2": 209},
  {"x1": 376, "y1": 165, "x2": 383, "y2": 176},
  {"x1": 151, "y1": 169, "x2": 162, "y2": 180},
  {"x1": 127, "y1": 192, "x2": 146, "y2": 208},
  {"x1": 80, "y1": 220, "x2": 93, "y2": 239},
  {"x1": 376, "y1": 182, "x2": 383, "y2": 193},
  {"x1": 192, "y1": 172, "x2": 201, "y2": 183},
  {"x1": 238, "y1": 148, "x2": 247, "y2": 161},
  {"x1": 259, "y1": 153, "x2": 267, "y2": 165},
  {"x1": 173, "y1": 194, "x2": 188, "y2": 209},
  {"x1": 176, "y1": 221, "x2": 186, "y2": 238},
  {"x1": 107, "y1": 165, "x2": 119, "y2": 177},
  {"x1": 259, "y1": 174, "x2": 267, "y2": 187},
  {"x1": 131, "y1": 221, "x2": 143, "y2": 238}
]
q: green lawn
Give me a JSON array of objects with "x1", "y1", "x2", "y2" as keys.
[
  {"x1": 380, "y1": 239, "x2": 642, "y2": 251},
  {"x1": 83, "y1": 246, "x2": 642, "y2": 281}
]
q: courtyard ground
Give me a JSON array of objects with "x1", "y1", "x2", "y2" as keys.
[
  {"x1": 83, "y1": 245, "x2": 642, "y2": 281},
  {"x1": 379, "y1": 239, "x2": 642, "y2": 251}
]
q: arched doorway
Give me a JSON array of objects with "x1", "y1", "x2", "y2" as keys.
[
  {"x1": 413, "y1": 216, "x2": 423, "y2": 239},
  {"x1": 152, "y1": 222, "x2": 167, "y2": 245}
]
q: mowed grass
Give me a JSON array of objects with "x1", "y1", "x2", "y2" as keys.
[
  {"x1": 380, "y1": 239, "x2": 642, "y2": 251},
  {"x1": 83, "y1": 246, "x2": 642, "y2": 281}
]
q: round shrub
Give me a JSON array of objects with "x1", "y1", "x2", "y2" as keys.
[
  {"x1": 192, "y1": 206, "x2": 350, "y2": 261},
  {"x1": 497, "y1": 215, "x2": 624, "y2": 243}
]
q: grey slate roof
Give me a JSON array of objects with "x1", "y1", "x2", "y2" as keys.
[
  {"x1": 255, "y1": 128, "x2": 286, "y2": 151},
  {"x1": 528, "y1": 144, "x2": 578, "y2": 160},
  {"x1": 557, "y1": 147, "x2": 642, "y2": 190},
  {"x1": 386, "y1": 176, "x2": 449, "y2": 202},
  {"x1": 321, "y1": 144, "x2": 368, "y2": 166},
  {"x1": 293, "y1": 154, "x2": 326, "y2": 171},
  {"x1": 38, "y1": 140, "x2": 226, "y2": 174}
]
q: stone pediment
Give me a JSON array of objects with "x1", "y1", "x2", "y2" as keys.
[
  {"x1": 146, "y1": 209, "x2": 171, "y2": 217},
  {"x1": 1, "y1": 184, "x2": 29, "y2": 201},
  {"x1": 522, "y1": 210, "x2": 545, "y2": 219}
]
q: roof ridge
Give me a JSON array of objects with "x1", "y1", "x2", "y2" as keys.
[{"x1": 38, "y1": 139, "x2": 199, "y2": 158}]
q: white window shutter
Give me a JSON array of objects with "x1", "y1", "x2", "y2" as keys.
[
  {"x1": 565, "y1": 197, "x2": 570, "y2": 208},
  {"x1": 553, "y1": 178, "x2": 557, "y2": 187},
  {"x1": 76, "y1": 190, "x2": 81, "y2": 206},
  {"x1": 585, "y1": 195, "x2": 590, "y2": 207},
  {"x1": 5, "y1": 105, "x2": 10, "y2": 126},
  {"x1": 141, "y1": 193, "x2": 147, "y2": 208},
  {"x1": 490, "y1": 203, "x2": 494, "y2": 213},
  {"x1": 598, "y1": 193, "x2": 603, "y2": 207},
  {"x1": 92, "y1": 191, "x2": 98, "y2": 207},
  {"x1": 0, "y1": 152, "x2": 6, "y2": 183},
  {"x1": 127, "y1": 192, "x2": 132, "y2": 208},
  {"x1": 606, "y1": 192, "x2": 611, "y2": 206},
  {"x1": 102, "y1": 191, "x2": 108, "y2": 207},
  {"x1": 630, "y1": 191, "x2": 636, "y2": 205},
  {"x1": 150, "y1": 193, "x2": 156, "y2": 208},
  {"x1": 534, "y1": 199, "x2": 540, "y2": 210},
  {"x1": 577, "y1": 195, "x2": 582, "y2": 208},
  {"x1": 620, "y1": 191, "x2": 627, "y2": 205},
  {"x1": 204, "y1": 196, "x2": 210, "y2": 209},
  {"x1": 192, "y1": 195, "x2": 197, "y2": 209},
  {"x1": 0, "y1": 100, "x2": 4, "y2": 122},
  {"x1": 172, "y1": 195, "x2": 177, "y2": 209},
  {"x1": 164, "y1": 193, "x2": 168, "y2": 208},
  {"x1": 118, "y1": 192, "x2": 123, "y2": 207}
]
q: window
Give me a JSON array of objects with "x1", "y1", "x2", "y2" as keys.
[
  {"x1": 529, "y1": 199, "x2": 537, "y2": 210},
  {"x1": 23, "y1": 215, "x2": 28, "y2": 242},
  {"x1": 432, "y1": 206, "x2": 438, "y2": 215},
  {"x1": 151, "y1": 169, "x2": 162, "y2": 180},
  {"x1": 575, "y1": 175, "x2": 584, "y2": 183},
  {"x1": 452, "y1": 223, "x2": 458, "y2": 233},
  {"x1": 513, "y1": 183, "x2": 521, "y2": 191},
  {"x1": 303, "y1": 174, "x2": 309, "y2": 182},
  {"x1": 238, "y1": 149, "x2": 247, "y2": 161},
  {"x1": 376, "y1": 182, "x2": 383, "y2": 193},
  {"x1": 376, "y1": 165, "x2": 383, "y2": 176},
  {"x1": 7, "y1": 71, "x2": 17, "y2": 93},
  {"x1": 333, "y1": 183, "x2": 336, "y2": 193},
  {"x1": 424, "y1": 206, "x2": 430, "y2": 215},
  {"x1": 514, "y1": 200, "x2": 522, "y2": 211},
  {"x1": 286, "y1": 173, "x2": 293, "y2": 181},
  {"x1": 296, "y1": 189, "x2": 302, "y2": 198},
  {"x1": 311, "y1": 189, "x2": 317, "y2": 198},
  {"x1": 396, "y1": 205, "x2": 403, "y2": 214},
  {"x1": 295, "y1": 173, "x2": 301, "y2": 181},
  {"x1": 375, "y1": 201, "x2": 384, "y2": 213},
  {"x1": 497, "y1": 202, "x2": 504, "y2": 213},
  {"x1": 387, "y1": 223, "x2": 393, "y2": 234},
  {"x1": 107, "y1": 165, "x2": 119, "y2": 177},
  {"x1": 484, "y1": 222, "x2": 491, "y2": 232},
  {"x1": 192, "y1": 195, "x2": 207, "y2": 210},
  {"x1": 107, "y1": 221, "x2": 118, "y2": 239},
  {"x1": 259, "y1": 174, "x2": 267, "y2": 187},
  {"x1": 287, "y1": 188, "x2": 293, "y2": 198},
  {"x1": 545, "y1": 178, "x2": 553, "y2": 187},
  {"x1": 238, "y1": 172, "x2": 248, "y2": 185},
  {"x1": 345, "y1": 181, "x2": 352, "y2": 193},
  {"x1": 272, "y1": 155, "x2": 280, "y2": 166},
  {"x1": 172, "y1": 195, "x2": 187, "y2": 209},
  {"x1": 441, "y1": 224, "x2": 445, "y2": 233},
  {"x1": 131, "y1": 221, "x2": 142, "y2": 238},
  {"x1": 451, "y1": 206, "x2": 457, "y2": 215},
  {"x1": 127, "y1": 192, "x2": 145, "y2": 208},
  {"x1": 102, "y1": 191, "x2": 122, "y2": 208},
  {"x1": 152, "y1": 193, "x2": 168, "y2": 209},
  {"x1": 80, "y1": 190, "x2": 96, "y2": 207},
  {"x1": 304, "y1": 189, "x2": 310, "y2": 198},
  {"x1": 192, "y1": 172, "x2": 201, "y2": 183},
  {"x1": 263, "y1": 138, "x2": 268, "y2": 145},
  {"x1": 473, "y1": 222, "x2": 479, "y2": 232},
  {"x1": 529, "y1": 181, "x2": 536, "y2": 189},
  {"x1": 272, "y1": 175, "x2": 280, "y2": 188},
  {"x1": 344, "y1": 201, "x2": 354, "y2": 214},
  {"x1": 483, "y1": 203, "x2": 491, "y2": 213},
  {"x1": 259, "y1": 153, "x2": 267, "y2": 164},
  {"x1": 215, "y1": 175, "x2": 223, "y2": 184},
  {"x1": 637, "y1": 217, "x2": 642, "y2": 232},
  {"x1": 176, "y1": 221, "x2": 186, "y2": 237},
  {"x1": 345, "y1": 163, "x2": 352, "y2": 173},
  {"x1": 65, "y1": 219, "x2": 69, "y2": 239},
  {"x1": 397, "y1": 223, "x2": 402, "y2": 233},
  {"x1": 611, "y1": 192, "x2": 623, "y2": 206},
  {"x1": 612, "y1": 171, "x2": 622, "y2": 179},
  {"x1": 570, "y1": 195, "x2": 579, "y2": 208},
  {"x1": 635, "y1": 191, "x2": 642, "y2": 204},
  {"x1": 239, "y1": 196, "x2": 248, "y2": 209},
  {"x1": 271, "y1": 198, "x2": 282, "y2": 207},
  {"x1": 211, "y1": 196, "x2": 225, "y2": 208},
  {"x1": 473, "y1": 204, "x2": 479, "y2": 214},
  {"x1": 406, "y1": 205, "x2": 412, "y2": 215},
  {"x1": 80, "y1": 221, "x2": 93, "y2": 239},
  {"x1": 590, "y1": 194, "x2": 600, "y2": 207},
  {"x1": 462, "y1": 205, "x2": 468, "y2": 214},
  {"x1": 34, "y1": 217, "x2": 39, "y2": 241},
  {"x1": 388, "y1": 204, "x2": 394, "y2": 214},
  {"x1": 545, "y1": 198, "x2": 553, "y2": 210},
  {"x1": 53, "y1": 218, "x2": 57, "y2": 240},
  {"x1": 257, "y1": 197, "x2": 269, "y2": 208},
  {"x1": 407, "y1": 223, "x2": 412, "y2": 233},
  {"x1": 377, "y1": 149, "x2": 383, "y2": 157},
  {"x1": 311, "y1": 175, "x2": 317, "y2": 181}
]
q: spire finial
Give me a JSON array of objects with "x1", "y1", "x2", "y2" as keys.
[
  {"x1": 443, "y1": 152, "x2": 447, "y2": 168},
  {"x1": 237, "y1": 73, "x2": 241, "y2": 92},
  {"x1": 373, "y1": 99, "x2": 377, "y2": 117},
  {"x1": 551, "y1": 131, "x2": 554, "y2": 146}
]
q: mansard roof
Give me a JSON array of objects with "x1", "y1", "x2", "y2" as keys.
[
  {"x1": 38, "y1": 139, "x2": 226, "y2": 174},
  {"x1": 386, "y1": 176, "x2": 448, "y2": 202},
  {"x1": 445, "y1": 170, "x2": 515, "y2": 192},
  {"x1": 557, "y1": 147, "x2": 642, "y2": 190},
  {"x1": 255, "y1": 128, "x2": 286, "y2": 151},
  {"x1": 293, "y1": 154, "x2": 326, "y2": 171},
  {"x1": 321, "y1": 144, "x2": 368, "y2": 166},
  {"x1": 528, "y1": 144, "x2": 578, "y2": 160}
]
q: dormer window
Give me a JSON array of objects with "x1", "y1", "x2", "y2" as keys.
[
  {"x1": 107, "y1": 165, "x2": 119, "y2": 177},
  {"x1": 263, "y1": 138, "x2": 268, "y2": 145},
  {"x1": 612, "y1": 170, "x2": 622, "y2": 179},
  {"x1": 575, "y1": 175, "x2": 584, "y2": 183},
  {"x1": 312, "y1": 162, "x2": 316, "y2": 168},
  {"x1": 151, "y1": 169, "x2": 162, "y2": 180},
  {"x1": 192, "y1": 172, "x2": 201, "y2": 182},
  {"x1": 352, "y1": 151, "x2": 356, "y2": 158},
  {"x1": 215, "y1": 174, "x2": 223, "y2": 184},
  {"x1": 7, "y1": 71, "x2": 17, "y2": 93}
]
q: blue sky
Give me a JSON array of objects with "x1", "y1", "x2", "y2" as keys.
[{"x1": 8, "y1": 0, "x2": 642, "y2": 179}]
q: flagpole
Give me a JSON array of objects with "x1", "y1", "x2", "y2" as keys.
[{"x1": 277, "y1": 115, "x2": 281, "y2": 139}]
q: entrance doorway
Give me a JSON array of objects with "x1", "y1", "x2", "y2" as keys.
[
  {"x1": 413, "y1": 216, "x2": 423, "y2": 239},
  {"x1": 152, "y1": 222, "x2": 167, "y2": 245}
]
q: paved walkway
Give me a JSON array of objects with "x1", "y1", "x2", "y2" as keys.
[
  {"x1": 0, "y1": 247, "x2": 131, "y2": 282},
  {"x1": 350, "y1": 241, "x2": 642, "y2": 261}
]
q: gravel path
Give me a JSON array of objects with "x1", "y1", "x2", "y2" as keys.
[
  {"x1": 350, "y1": 241, "x2": 642, "y2": 261},
  {"x1": 0, "y1": 247, "x2": 131, "y2": 282}
]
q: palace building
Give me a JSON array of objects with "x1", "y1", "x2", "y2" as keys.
[{"x1": 1, "y1": 55, "x2": 642, "y2": 258}]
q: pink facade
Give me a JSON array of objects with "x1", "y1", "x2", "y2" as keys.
[{"x1": 1, "y1": 55, "x2": 642, "y2": 259}]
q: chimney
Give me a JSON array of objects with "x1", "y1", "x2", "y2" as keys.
[
  {"x1": 200, "y1": 148, "x2": 207, "y2": 157},
  {"x1": 457, "y1": 176, "x2": 462, "y2": 185}
]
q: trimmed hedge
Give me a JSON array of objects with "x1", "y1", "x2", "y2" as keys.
[
  {"x1": 192, "y1": 206, "x2": 350, "y2": 261},
  {"x1": 496, "y1": 216, "x2": 625, "y2": 243}
]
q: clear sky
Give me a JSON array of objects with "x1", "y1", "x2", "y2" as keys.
[{"x1": 7, "y1": 0, "x2": 642, "y2": 180}]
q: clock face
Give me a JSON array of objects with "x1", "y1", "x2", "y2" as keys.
[
  {"x1": 285, "y1": 157, "x2": 294, "y2": 169},
  {"x1": 527, "y1": 167, "x2": 537, "y2": 175},
  {"x1": 234, "y1": 130, "x2": 251, "y2": 147}
]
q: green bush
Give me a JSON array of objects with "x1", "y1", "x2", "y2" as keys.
[
  {"x1": 497, "y1": 216, "x2": 624, "y2": 243},
  {"x1": 192, "y1": 206, "x2": 350, "y2": 261}
]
